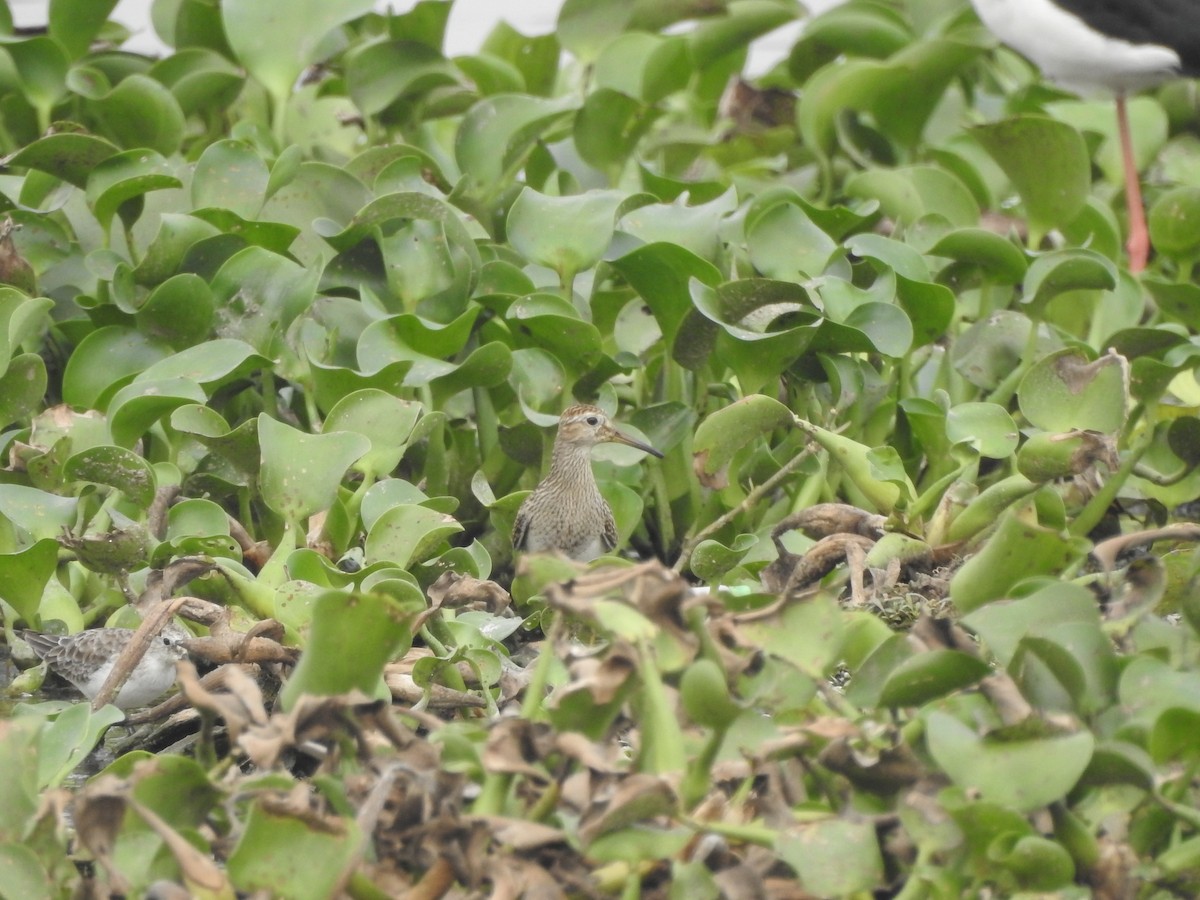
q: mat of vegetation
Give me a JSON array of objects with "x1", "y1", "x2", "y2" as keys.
[{"x1": 1, "y1": 0, "x2": 1199, "y2": 896}]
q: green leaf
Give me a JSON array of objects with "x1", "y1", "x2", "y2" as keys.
[
  {"x1": 692, "y1": 394, "x2": 793, "y2": 483},
  {"x1": 85, "y1": 149, "x2": 182, "y2": 233},
  {"x1": 49, "y1": 0, "x2": 119, "y2": 58},
  {"x1": 507, "y1": 188, "x2": 623, "y2": 279},
  {"x1": 64, "y1": 445, "x2": 157, "y2": 508},
  {"x1": 222, "y1": 0, "x2": 375, "y2": 104},
  {"x1": 878, "y1": 650, "x2": 992, "y2": 708},
  {"x1": 364, "y1": 504, "x2": 462, "y2": 569},
  {"x1": 258, "y1": 415, "x2": 370, "y2": 524},
  {"x1": 192, "y1": 139, "x2": 269, "y2": 219},
  {"x1": 973, "y1": 116, "x2": 1090, "y2": 240},
  {"x1": 776, "y1": 819, "x2": 884, "y2": 896},
  {"x1": 950, "y1": 511, "x2": 1086, "y2": 613},
  {"x1": 61, "y1": 325, "x2": 173, "y2": 409},
  {"x1": 926, "y1": 711, "x2": 1094, "y2": 812},
  {"x1": 1018, "y1": 348, "x2": 1129, "y2": 434},
  {"x1": 279, "y1": 588, "x2": 421, "y2": 707}
]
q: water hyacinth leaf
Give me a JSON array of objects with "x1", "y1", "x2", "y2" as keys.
[
  {"x1": 2, "y1": 133, "x2": 118, "y2": 191},
  {"x1": 61, "y1": 326, "x2": 173, "y2": 409},
  {"x1": 319, "y1": 191, "x2": 480, "y2": 277},
  {"x1": 953, "y1": 310, "x2": 1060, "y2": 390},
  {"x1": 135, "y1": 338, "x2": 269, "y2": 390},
  {"x1": 926, "y1": 711, "x2": 1094, "y2": 812},
  {"x1": 692, "y1": 394, "x2": 793, "y2": 485},
  {"x1": 687, "y1": 1, "x2": 795, "y2": 69},
  {"x1": 1148, "y1": 186, "x2": 1200, "y2": 261},
  {"x1": 323, "y1": 390, "x2": 422, "y2": 478},
  {"x1": 1022, "y1": 249, "x2": 1117, "y2": 314},
  {"x1": 309, "y1": 359, "x2": 413, "y2": 415},
  {"x1": 0, "y1": 538, "x2": 59, "y2": 624},
  {"x1": 594, "y1": 32, "x2": 689, "y2": 103},
  {"x1": 364, "y1": 504, "x2": 462, "y2": 569},
  {"x1": 0, "y1": 289, "x2": 52, "y2": 368},
  {"x1": 107, "y1": 377, "x2": 207, "y2": 448},
  {"x1": 85, "y1": 149, "x2": 182, "y2": 232},
  {"x1": 895, "y1": 275, "x2": 955, "y2": 346},
  {"x1": 93, "y1": 75, "x2": 186, "y2": 155},
  {"x1": 945, "y1": 402, "x2": 1018, "y2": 459},
  {"x1": 455, "y1": 93, "x2": 577, "y2": 195},
  {"x1": 690, "y1": 533, "x2": 757, "y2": 582},
  {"x1": 878, "y1": 650, "x2": 992, "y2": 708},
  {"x1": 192, "y1": 139, "x2": 269, "y2": 219},
  {"x1": 739, "y1": 594, "x2": 845, "y2": 677},
  {"x1": 222, "y1": 0, "x2": 375, "y2": 106},
  {"x1": 799, "y1": 37, "x2": 981, "y2": 158},
  {"x1": 950, "y1": 512, "x2": 1085, "y2": 613},
  {"x1": 0, "y1": 485, "x2": 78, "y2": 541},
  {"x1": 150, "y1": 47, "x2": 244, "y2": 115},
  {"x1": 209, "y1": 247, "x2": 319, "y2": 357},
  {"x1": 845, "y1": 165, "x2": 979, "y2": 227},
  {"x1": 972, "y1": 116, "x2": 1090, "y2": 239},
  {"x1": 507, "y1": 188, "x2": 623, "y2": 279},
  {"x1": 226, "y1": 798, "x2": 362, "y2": 899},
  {"x1": 258, "y1": 162, "x2": 371, "y2": 264},
  {"x1": 258, "y1": 415, "x2": 370, "y2": 524},
  {"x1": 574, "y1": 88, "x2": 658, "y2": 170},
  {"x1": 346, "y1": 39, "x2": 461, "y2": 116},
  {"x1": 0, "y1": 353, "x2": 46, "y2": 428},
  {"x1": 2, "y1": 37, "x2": 69, "y2": 119},
  {"x1": 602, "y1": 481, "x2": 645, "y2": 549},
  {"x1": 776, "y1": 819, "x2": 884, "y2": 897},
  {"x1": 962, "y1": 582, "x2": 1101, "y2": 667},
  {"x1": 0, "y1": 844, "x2": 46, "y2": 899},
  {"x1": 611, "y1": 241, "x2": 722, "y2": 347},
  {"x1": 1149, "y1": 707, "x2": 1200, "y2": 764},
  {"x1": 131, "y1": 213, "x2": 221, "y2": 285},
  {"x1": 1018, "y1": 349, "x2": 1128, "y2": 434},
  {"x1": 136, "y1": 273, "x2": 214, "y2": 348},
  {"x1": 279, "y1": 586, "x2": 421, "y2": 705},
  {"x1": 357, "y1": 310, "x2": 485, "y2": 385},
  {"x1": 689, "y1": 279, "x2": 818, "y2": 392},
  {"x1": 49, "y1": 0, "x2": 119, "y2": 58},
  {"x1": 36, "y1": 702, "x2": 126, "y2": 790},
  {"x1": 928, "y1": 228, "x2": 1029, "y2": 284},
  {"x1": 64, "y1": 446, "x2": 156, "y2": 508},
  {"x1": 506, "y1": 294, "x2": 602, "y2": 373},
  {"x1": 746, "y1": 200, "x2": 839, "y2": 279},
  {"x1": 618, "y1": 188, "x2": 736, "y2": 261}
]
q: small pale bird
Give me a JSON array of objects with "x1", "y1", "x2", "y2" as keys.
[
  {"x1": 21, "y1": 627, "x2": 188, "y2": 709},
  {"x1": 512, "y1": 404, "x2": 663, "y2": 561}
]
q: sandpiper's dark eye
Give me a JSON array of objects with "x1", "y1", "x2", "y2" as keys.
[{"x1": 585, "y1": 416, "x2": 599, "y2": 426}]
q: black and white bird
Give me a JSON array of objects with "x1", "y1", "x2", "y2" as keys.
[{"x1": 970, "y1": 0, "x2": 1200, "y2": 272}]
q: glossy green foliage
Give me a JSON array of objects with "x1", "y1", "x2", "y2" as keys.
[{"x1": 0, "y1": 0, "x2": 1197, "y2": 896}]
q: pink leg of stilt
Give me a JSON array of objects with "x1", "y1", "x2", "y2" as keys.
[{"x1": 1116, "y1": 94, "x2": 1149, "y2": 273}]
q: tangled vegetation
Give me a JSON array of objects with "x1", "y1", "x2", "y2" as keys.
[{"x1": 0, "y1": 0, "x2": 1199, "y2": 896}]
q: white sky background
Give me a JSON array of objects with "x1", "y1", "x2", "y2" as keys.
[{"x1": 14, "y1": 0, "x2": 845, "y2": 77}]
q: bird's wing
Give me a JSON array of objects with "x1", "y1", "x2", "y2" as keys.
[
  {"x1": 512, "y1": 497, "x2": 532, "y2": 551},
  {"x1": 601, "y1": 507, "x2": 618, "y2": 553},
  {"x1": 19, "y1": 630, "x2": 59, "y2": 660}
]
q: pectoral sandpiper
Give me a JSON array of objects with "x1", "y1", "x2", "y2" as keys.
[{"x1": 512, "y1": 404, "x2": 663, "y2": 561}]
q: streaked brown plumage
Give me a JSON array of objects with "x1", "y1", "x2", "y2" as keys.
[
  {"x1": 21, "y1": 627, "x2": 188, "y2": 709},
  {"x1": 512, "y1": 404, "x2": 663, "y2": 561}
]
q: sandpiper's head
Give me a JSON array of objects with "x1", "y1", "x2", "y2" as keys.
[{"x1": 556, "y1": 404, "x2": 664, "y2": 457}]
